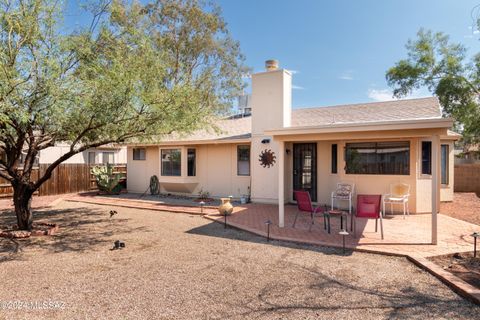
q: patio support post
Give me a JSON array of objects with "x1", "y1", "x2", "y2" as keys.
[
  {"x1": 431, "y1": 135, "x2": 440, "y2": 245},
  {"x1": 278, "y1": 140, "x2": 285, "y2": 228}
]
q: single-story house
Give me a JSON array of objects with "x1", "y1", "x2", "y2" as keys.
[
  {"x1": 39, "y1": 144, "x2": 127, "y2": 165},
  {"x1": 126, "y1": 60, "x2": 459, "y2": 241}
]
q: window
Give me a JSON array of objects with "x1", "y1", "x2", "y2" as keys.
[
  {"x1": 331, "y1": 144, "x2": 338, "y2": 174},
  {"x1": 421, "y1": 141, "x2": 432, "y2": 175},
  {"x1": 102, "y1": 152, "x2": 114, "y2": 164},
  {"x1": 441, "y1": 144, "x2": 449, "y2": 185},
  {"x1": 133, "y1": 148, "x2": 146, "y2": 160},
  {"x1": 345, "y1": 141, "x2": 410, "y2": 175},
  {"x1": 187, "y1": 148, "x2": 196, "y2": 177},
  {"x1": 161, "y1": 149, "x2": 181, "y2": 176},
  {"x1": 237, "y1": 145, "x2": 250, "y2": 176},
  {"x1": 88, "y1": 152, "x2": 96, "y2": 165}
]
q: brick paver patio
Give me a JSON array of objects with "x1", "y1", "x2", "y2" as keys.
[
  {"x1": 205, "y1": 203, "x2": 479, "y2": 258},
  {"x1": 62, "y1": 193, "x2": 480, "y2": 258}
]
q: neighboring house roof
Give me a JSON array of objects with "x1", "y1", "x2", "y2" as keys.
[{"x1": 131, "y1": 97, "x2": 446, "y2": 145}]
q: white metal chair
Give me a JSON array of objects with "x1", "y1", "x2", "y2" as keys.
[
  {"x1": 382, "y1": 183, "x2": 410, "y2": 218},
  {"x1": 331, "y1": 182, "x2": 355, "y2": 216}
]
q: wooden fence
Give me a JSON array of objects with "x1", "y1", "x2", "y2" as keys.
[
  {"x1": 0, "y1": 164, "x2": 127, "y2": 198},
  {"x1": 454, "y1": 163, "x2": 480, "y2": 194}
]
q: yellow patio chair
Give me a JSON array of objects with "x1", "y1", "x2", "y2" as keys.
[{"x1": 382, "y1": 183, "x2": 410, "y2": 218}]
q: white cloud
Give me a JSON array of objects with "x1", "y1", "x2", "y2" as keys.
[
  {"x1": 367, "y1": 88, "x2": 429, "y2": 102},
  {"x1": 467, "y1": 25, "x2": 479, "y2": 37},
  {"x1": 339, "y1": 74, "x2": 353, "y2": 80},
  {"x1": 338, "y1": 70, "x2": 354, "y2": 80},
  {"x1": 367, "y1": 89, "x2": 395, "y2": 101},
  {"x1": 289, "y1": 69, "x2": 299, "y2": 74},
  {"x1": 292, "y1": 84, "x2": 305, "y2": 90}
]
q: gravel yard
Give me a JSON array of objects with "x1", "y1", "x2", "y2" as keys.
[
  {"x1": 441, "y1": 192, "x2": 480, "y2": 225},
  {"x1": 0, "y1": 201, "x2": 478, "y2": 319}
]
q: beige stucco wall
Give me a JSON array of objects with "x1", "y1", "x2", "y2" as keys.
[
  {"x1": 126, "y1": 146, "x2": 160, "y2": 193},
  {"x1": 126, "y1": 143, "x2": 251, "y2": 198},
  {"x1": 271, "y1": 129, "x2": 454, "y2": 214},
  {"x1": 126, "y1": 134, "x2": 454, "y2": 213}
]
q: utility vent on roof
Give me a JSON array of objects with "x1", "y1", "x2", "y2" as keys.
[{"x1": 237, "y1": 93, "x2": 251, "y2": 116}]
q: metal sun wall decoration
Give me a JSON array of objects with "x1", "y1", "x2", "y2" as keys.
[{"x1": 259, "y1": 149, "x2": 276, "y2": 168}]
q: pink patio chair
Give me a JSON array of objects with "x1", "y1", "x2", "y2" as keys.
[
  {"x1": 353, "y1": 194, "x2": 383, "y2": 240},
  {"x1": 293, "y1": 190, "x2": 324, "y2": 231}
]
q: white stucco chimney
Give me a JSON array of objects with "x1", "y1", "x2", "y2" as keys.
[
  {"x1": 250, "y1": 60, "x2": 292, "y2": 204},
  {"x1": 251, "y1": 60, "x2": 292, "y2": 135}
]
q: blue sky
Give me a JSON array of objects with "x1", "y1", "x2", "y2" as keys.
[{"x1": 65, "y1": 0, "x2": 480, "y2": 108}]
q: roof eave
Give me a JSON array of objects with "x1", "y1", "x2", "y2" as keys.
[
  {"x1": 265, "y1": 118, "x2": 454, "y2": 136},
  {"x1": 126, "y1": 137, "x2": 251, "y2": 147}
]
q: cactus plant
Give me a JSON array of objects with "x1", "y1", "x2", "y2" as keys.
[{"x1": 91, "y1": 164, "x2": 123, "y2": 194}]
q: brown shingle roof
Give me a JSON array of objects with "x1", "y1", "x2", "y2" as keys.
[
  {"x1": 155, "y1": 97, "x2": 442, "y2": 143},
  {"x1": 291, "y1": 97, "x2": 441, "y2": 127}
]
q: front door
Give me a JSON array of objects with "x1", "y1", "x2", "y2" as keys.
[{"x1": 293, "y1": 143, "x2": 317, "y2": 202}]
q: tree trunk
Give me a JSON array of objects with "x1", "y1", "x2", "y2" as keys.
[{"x1": 12, "y1": 182, "x2": 34, "y2": 231}]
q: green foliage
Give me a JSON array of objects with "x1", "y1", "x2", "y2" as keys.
[
  {"x1": 0, "y1": 0, "x2": 247, "y2": 228},
  {"x1": 0, "y1": 0, "x2": 247, "y2": 189},
  {"x1": 91, "y1": 164, "x2": 122, "y2": 194},
  {"x1": 386, "y1": 28, "x2": 480, "y2": 148}
]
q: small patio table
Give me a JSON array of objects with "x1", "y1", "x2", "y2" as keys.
[{"x1": 324, "y1": 209, "x2": 348, "y2": 234}]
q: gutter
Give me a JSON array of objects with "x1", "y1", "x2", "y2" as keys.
[{"x1": 264, "y1": 118, "x2": 454, "y2": 136}]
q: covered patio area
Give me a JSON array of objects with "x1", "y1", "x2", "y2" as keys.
[
  {"x1": 265, "y1": 121, "x2": 459, "y2": 247},
  {"x1": 205, "y1": 203, "x2": 478, "y2": 258}
]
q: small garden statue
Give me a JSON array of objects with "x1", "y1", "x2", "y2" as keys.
[{"x1": 150, "y1": 175, "x2": 160, "y2": 195}]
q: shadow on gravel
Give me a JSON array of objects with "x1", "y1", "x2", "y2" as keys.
[
  {"x1": 186, "y1": 221, "x2": 354, "y2": 257},
  {"x1": 187, "y1": 222, "x2": 480, "y2": 318},
  {"x1": 0, "y1": 206, "x2": 149, "y2": 263},
  {"x1": 221, "y1": 263, "x2": 480, "y2": 319}
]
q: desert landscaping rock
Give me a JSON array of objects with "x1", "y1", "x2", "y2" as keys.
[{"x1": 0, "y1": 201, "x2": 478, "y2": 319}]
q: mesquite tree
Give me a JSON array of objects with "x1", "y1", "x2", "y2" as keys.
[
  {"x1": 0, "y1": 0, "x2": 247, "y2": 230},
  {"x1": 386, "y1": 29, "x2": 480, "y2": 148}
]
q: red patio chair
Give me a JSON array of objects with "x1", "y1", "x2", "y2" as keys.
[
  {"x1": 353, "y1": 194, "x2": 383, "y2": 240},
  {"x1": 293, "y1": 190, "x2": 324, "y2": 231}
]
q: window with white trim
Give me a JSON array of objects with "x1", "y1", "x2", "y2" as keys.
[{"x1": 161, "y1": 149, "x2": 181, "y2": 176}]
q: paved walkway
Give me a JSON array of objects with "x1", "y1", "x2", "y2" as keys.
[
  {"x1": 62, "y1": 193, "x2": 480, "y2": 259},
  {"x1": 64, "y1": 193, "x2": 219, "y2": 215}
]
